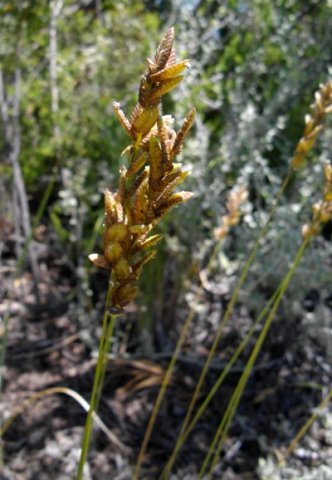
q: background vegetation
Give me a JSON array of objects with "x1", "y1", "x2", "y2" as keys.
[{"x1": 1, "y1": 1, "x2": 332, "y2": 479}]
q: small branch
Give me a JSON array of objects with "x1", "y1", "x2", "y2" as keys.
[
  {"x1": 1, "y1": 64, "x2": 40, "y2": 299},
  {"x1": 49, "y1": 0, "x2": 63, "y2": 149},
  {"x1": 11, "y1": 68, "x2": 40, "y2": 299}
]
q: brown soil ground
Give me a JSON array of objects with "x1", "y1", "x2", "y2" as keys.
[{"x1": 1, "y1": 238, "x2": 332, "y2": 480}]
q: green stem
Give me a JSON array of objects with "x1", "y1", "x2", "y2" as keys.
[
  {"x1": 160, "y1": 280, "x2": 281, "y2": 479},
  {"x1": 132, "y1": 225, "x2": 223, "y2": 478},
  {"x1": 76, "y1": 280, "x2": 117, "y2": 480},
  {"x1": 203, "y1": 239, "x2": 308, "y2": 478},
  {"x1": 207, "y1": 239, "x2": 222, "y2": 272},
  {"x1": 133, "y1": 308, "x2": 195, "y2": 479},
  {"x1": 285, "y1": 387, "x2": 332, "y2": 460},
  {"x1": 95, "y1": 309, "x2": 117, "y2": 413},
  {"x1": 161, "y1": 171, "x2": 292, "y2": 478},
  {"x1": 199, "y1": 384, "x2": 237, "y2": 479}
]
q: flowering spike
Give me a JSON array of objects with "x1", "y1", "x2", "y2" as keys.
[
  {"x1": 214, "y1": 186, "x2": 248, "y2": 240},
  {"x1": 323, "y1": 161, "x2": 332, "y2": 201},
  {"x1": 291, "y1": 80, "x2": 332, "y2": 169},
  {"x1": 302, "y1": 161, "x2": 332, "y2": 240},
  {"x1": 90, "y1": 27, "x2": 193, "y2": 311}
]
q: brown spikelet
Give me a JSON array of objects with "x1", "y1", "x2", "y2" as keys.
[
  {"x1": 89, "y1": 253, "x2": 111, "y2": 270},
  {"x1": 146, "y1": 57, "x2": 157, "y2": 73},
  {"x1": 133, "y1": 234, "x2": 163, "y2": 253},
  {"x1": 149, "y1": 76, "x2": 184, "y2": 102},
  {"x1": 137, "y1": 125, "x2": 159, "y2": 151},
  {"x1": 126, "y1": 151, "x2": 148, "y2": 177},
  {"x1": 157, "y1": 116, "x2": 171, "y2": 169},
  {"x1": 132, "y1": 180, "x2": 150, "y2": 225},
  {"x1": 131, "y1": 250, "x2": 156, "y2": 279},
  {"x1": 159, "y1": 168, "x2": 189, "y2": 190},
  {"x1": 323, "y1": 161, "x2": 332, "y2": 201},
  {"x1": 153, "y1": 171, "x2": 190, "y2": 208},
  {"x1": 172, "y1": 107, "x2": 196, "y2": 155},
  {"x1": 138, "y1": 76, "x2": 152, "y2": 107},
  {"x1": 128, "y1": 168, "x2": 149, "y2": 196},
  {"x1": 214, "y1": 185, "x2": 248, "y2": 240},
  {"x1": 113, "y1": 102, "x2": 132, "y2": 137},
  {"x1": 154, "y1": 27, "x2": 175, "y2": 70},
  {"x1": 166, "y1": 46, "x2": 176, "y2": 67},
  {"x1": 150, "y1": 60, "x2": 190, "y2": 83},
  {"x1": 130, "y1": 105, "x2": 159, "y2": 137},
  {"x1": 114, "y1": 167, "x2": 127, "y2": 205},
  {"x1": 113, "y1": 283, "x2": 139, "y2": 309},
  {"x1": 149, "y1": 136, "x2": 165, "y2": 190},
  {"x1": 104, "y1": 189, "x2": 118, "y2": 225},
  {"x1": 302, "y1": 161, "x2": 332, "y2": 240},
  {"x1": 155, "y1": 191, "x2": 193, "y2": 216}
]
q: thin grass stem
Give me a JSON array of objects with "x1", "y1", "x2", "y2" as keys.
[
  {"x1": 284, "y1": 387, "x2": 332, "y2": 459},
  {"x1": 160, "y1": 281, "x2": 282, "y2": 479},
  {"x1": 134, "y1": 189, "x2": 253, "y2": 477},
  {"x1": 133, "y1": 308, "x2": 195, "y2": 479},
  {"x1": 95, "y1": 308, "x2": 118, "y2": 413},
  {"x1": 161, "y1": 170, "x2": 292, "y2": 478},
  {"x1": 207, "y1": 239, "x2": 222, "y2": 272},
  {"x1": 199, "y1": 381, "x2": 237, "y2": 478},
  {"x1": 259, "y1": 386, "x2": 332, "y2": 479},
  {"x1": 203, "y1": 239, "x2": 309, "y2": 478}
]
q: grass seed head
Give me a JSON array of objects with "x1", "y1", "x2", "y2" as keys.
[
  {"x1": 214, "y1": 186, "x2": 248, "y2": 240},
  {"x1": 302, "y1": 160, "x2": 332, "y2": 240},
  {"x1": 291, "y1": 80, "x2": 332, "y2": 170},
  {"x1": 89, "y1": 27, "x2": 194, "y2": 312}
]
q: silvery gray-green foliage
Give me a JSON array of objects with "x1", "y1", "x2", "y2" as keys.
[{"x1": 157, "y1": 0, "x2": 332, "y2": 333}]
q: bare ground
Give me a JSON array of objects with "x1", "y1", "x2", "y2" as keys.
[{"x1": 1, "y1": 235, "x2": 332, "y2": 480}]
